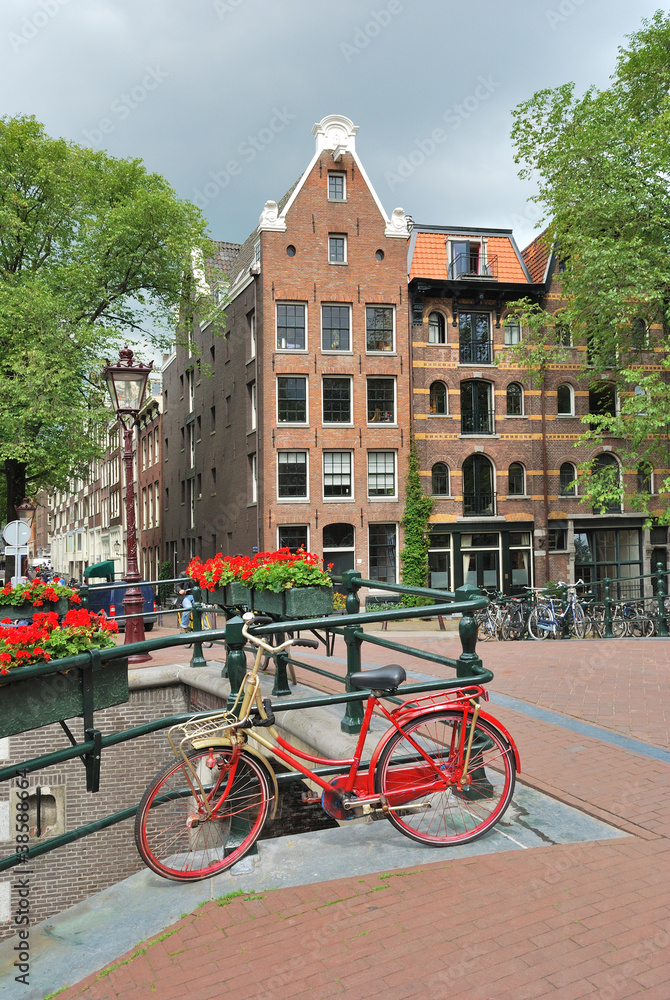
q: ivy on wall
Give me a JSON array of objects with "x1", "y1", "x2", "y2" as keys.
[{"x1": 399, "y1": 439, "x2": 434, "y2": 593}]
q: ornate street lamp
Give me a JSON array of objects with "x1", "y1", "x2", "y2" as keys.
[{"x1": 102, "y1": 347, "x2": 153, "y2": 663}]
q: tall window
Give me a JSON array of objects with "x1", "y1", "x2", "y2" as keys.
[
  {"x1": 328, "y1": 173, "x2": 346, "y2": 200},
  {"x1": 278, "y1": 451, "x2": 307, "y2": 499},
  {"x1": 277, "y1": 303, "x2": 306, "y2": 350},
  {"x1": 249, "y1": 381, "x2": 257, "y2": 430},
  {"x1": 367, "y1": 378, "x2": 395, "y2": 423},
  {"x1": 557, "y1": 384, "x2": 573, "y2": 415},
  {"x1": 432, "y1": 463, "x2": 449, "y2": 496},
  {"x1": 637, "y1": 462, "x2": 653, "y2": 494},
  {"x1": 589, "y1": 383, "x2": 617, "y2": 428},
  {"x1": 428, "y1": 312, "x2": 446, "y2": 344},
  {"x1": 322, "y1": 377, "x2": 351, "y2": 424},
  {"x1": 429, "y1": 382, "x2": 447, "y2": 415},
  {"x1": 559, "y1": 462, "x2": 577, "y2": 496},
  {"x1": 462, "y1": 455, "x2": 495, "y2": 516},
  {"x1": 322, "y1": 305, "x2": 350, "y2": 351},
  {"x1": 323, "y1": 452, "x2": 352, "y2": 498},
  {"x1": 591, "y1": 453, "x2": 621, "y2": 513},
  {"x1": 504, "y1": 321, "x2": 521, "y2": 345},
  {"x1": 368, "y1": 452, "x2": 396, "y2": 498},
  {"x1": 459, "y1": 313, "x2": 491, "y2": 364},
  {"x1": 369, "y1": 524, "x2": 397, "y2": 583},
  {"x1": 506, "y1": 383, "x2": 523, "y2": 416},
  {"x1": 323, "y1": 523, "x2": 355, "y2": 579},
  {"x1": 461, "y1": 380, "x2": 493, "y2": 434},
  {"x1": 249, "y1": 311, "x2": 256, "y2": 358},
  {"x1": 508, "y1": 462, "x2": 525, "y2": 496},
  {"x1": 328, "y1": 234, "x2": 347, "y2": 264},
  {"x1": 277, "y1": 377, "x2": 307, "y2": 424},
  {"x1": 366, "y1": 306, "x2": 394, "y2": 352},
  {"x1": 555, "y1": 321, "x2": 571, "y2": 347},
  {"x1": 250, "y1": 454, "x2": 257, "y2": 503}
]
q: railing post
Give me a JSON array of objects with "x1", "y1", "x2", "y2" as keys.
[
  {"x1": 454, "y1": 585, "x2": 483, "y2": 679},
  {"x1": 272, "y1": 630, "x2": 292, "y2": 697},
  {"x1": 224, "y1": 615, "x2": 247, "y2": 713},
  {"x1": 603, "y1": 578, "x2": 614, "y2": 638},
  {"x1": 189, "y1": 586, "x2": 207, "y2": 669},
  {"x1": 655, "y1": 562, "x2": 668, "y2": 637},
  {"x1": 341, "y1": 626, "x2": 365, "y2": 734},
  {"x1": 79, "y1": 584, "x2": 89, "y2": 610},
  {"x1": 341, "y1": 569, "x2": 362, "y2": 616}
]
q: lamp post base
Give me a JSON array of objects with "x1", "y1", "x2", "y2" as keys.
[{"x1": 122, "y1": 587, "x2": 152, "y2": 663}]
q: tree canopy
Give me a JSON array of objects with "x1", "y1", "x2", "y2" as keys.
[
  {"x1": 510, "y1": 11, "x2": 670, "y2": 518},
  {"x1": 0, "y1": 115, "x2": 215, "y2": 520}
]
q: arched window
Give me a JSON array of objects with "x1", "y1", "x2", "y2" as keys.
[
  {"x1": 428, "y1": 312, "x2": 446, "y2": 344},
  {"x1": 557, "y1": 383, "x2": 573, "y2": 415},
  {"x1": 462, "y1": 454, "x2": 495, "y2": 516},
  {"x1": 637, "y1": 462, "x2": 653, "y2": 495},
  {"x1": 429, "y1": 381, "x2": 447, "y2": 415},
  {"x1": 631, "y1": 317, "x2": 648, "y2": 349},
  {"x1": 508, "y1": 463, "x2": 525, "y2": 495},
  {"x1": 559, "y1": 462, "x2": 577, "y2": 496},
  {"x1": 591, "y1": 453, "x2": 621, "y2": 513},
  {"x1": 432, "y1": 463, "x2": 449, "y2": 496},
  {"x1": 506, "y1": 382, "x2": 523, "y2": 416}
]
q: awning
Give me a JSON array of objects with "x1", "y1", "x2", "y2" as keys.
[{"x1": 83, "y1": 560, "x2": 116, "y2": 581}]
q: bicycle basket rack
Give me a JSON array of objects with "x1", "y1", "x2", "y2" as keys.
[{"x1": 167, "y1": 711, "x2": 241, "y2": 764}]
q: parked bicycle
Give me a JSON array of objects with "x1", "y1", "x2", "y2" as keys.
[
  {"x1": 134, "y1": 612, "x2": 519, "y2": 881},
  {"x1": 527, "y1": 581, "x2": 587, "y2": 640}
]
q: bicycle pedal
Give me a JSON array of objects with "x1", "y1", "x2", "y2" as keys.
[{"x1": 300, "y1": 792, "x2": 321, "y2": 805}]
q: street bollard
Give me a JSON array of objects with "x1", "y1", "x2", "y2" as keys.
[
  {"x1": 341, "y1": 625, "x2": 365, "y2": 734},
  {"x1": 654, "y1": 562, "x2": 668, "y2": 637},
  {"x1": 454, "y1": 585, "x2": 483, "y2": 679},
  {"x1": 189, "y1": 586, "x2": 207, "y2": 668},
  {"x1": 603, "y1": 579, "x2": 614, "y2": 638},
  {"x1": 272, "y1": 630, "x2": 292, "y2": 697}
]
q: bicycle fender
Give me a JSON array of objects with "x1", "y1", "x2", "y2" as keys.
[
  {"x1": 476, "y1": 710, "x2": 521, "y2": 772},
  {"x1": 189, "y1": 738, "x2": 280, "y2": 819}
]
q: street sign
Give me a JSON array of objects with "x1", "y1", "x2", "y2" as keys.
[{"x1": 3, "y1": 520, "x2": 31, "y2": 546}]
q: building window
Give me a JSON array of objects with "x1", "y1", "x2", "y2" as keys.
[
  {"x1": 368, "y1": 452, "x2": 396, "y2": 498},
  {"x1": 450, "y1": 240, "x2": 484, "y2": 278},
  {"x1": 278, "y1": 525, "x2": 308, "y2": 551},
  {"x1": 462, "y1": 454, "x2": 495, "y2": 517},
  {"x1": 504, "y1": 321, "x2": 521, "y2": 345},
  {"x1": 508, "y1": 462, "x2": 525, "y2": 496},
  {"x1": 557, "y1": 384, "x2": 573, "y2": 415},
  {"x1": 637, "y1": 462, "x2": 653, "y2": 494},
  {"x1": 321, "y1": 305, "x2": 350, "y2": 351},
  {"x1": 328, "y1": 172, "x2": 346, "y2": 200},
  {"x1": 249, "y1": 311, "x2": 256, "y2": 358},
  {"x1": 429, "y1": 382, "x2": 447, "y2": 415},
  {"x1": 250, "y1": 454, "x2": 257, "y2": 503},
  {"x1": 428, "y1": 531, "x2": 451, "y2": 590},
  {"x1": 278, "y1": 451, "x2": 307, "y2": 499},
  {"x1": 459, "y1": 313, "x2": 491, "y2": 364},
  {"x1": 277, "y1": 303, "x2": 306, "y2": 350},
  {"x1": 428, "y1": 312, "x2": 446, "y2": 344},
  {"x1": 249, "y1": 381, "x2": 257, "y2": 430},
  {"x1": 277, "y1": 376, "x2": 307, "y2": 424},
  {"x1": 631, "y1": 317, "x2": 648, "y2": 349},
  {"x1": 367, "y1": 378, "x2": 395, "y2": 423},
  {"x1": 323, "y1": 523, "x2": 355, "y2": 579},
  {"x1": 322, "y1": 377, "x2": 352, "y2": 424},
  {"x1": 591, "y1": 453, "x2": 622, "y2": 513},
  {"x1": 328, "y1": 234, "x2": 347, "y2": 264},
  {"x1": 369, "y1": 524, "x2": 397, "y2": 584},
  {"x1": 366, "y1": 305, "x2": 394, "y2": 352},
  {"x1": 559, "y1": 462, "x2": 577, "y2": 497},
  {"x1": 506, "y1": 382, "x2": 523, "y2": 416},
  {"x1": 556, "y1": 321, "x2": 571, "y2": 347},
  {"x1": 461, "y1": 380, "x2": 493, "y2": 434},
  {"x1": 574, "y1": 528, "x2": 642, "y2": 600},
  {"x1": 323, "y1": 451, "x2": 353, "y2": 498},
  {"x1": 432, "y1": 463, "x2": 449, "y2": 496},
  {"x1": 589, "y1": 383, "x2": 617, "y2": 427},
  {"x1": 548, "y1": 529, "x2": 567, "y2": 551}
]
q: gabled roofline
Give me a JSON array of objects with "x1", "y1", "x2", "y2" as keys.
[{"x1": 408, "y1": 224, "x2": 535, "y2": 284}]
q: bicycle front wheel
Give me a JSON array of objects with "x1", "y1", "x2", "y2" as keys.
[
  {"x1": 566, "y1": 603, "x2": 587, "y2": 639},
  {"x1": 374, "y1": 710, "x2": 516, "y2": 847},
  {"x1": 135, "y1": 747, "x2": 271, "y2": 881},
  {"x1": 527, "y1": 606, "x2": 553, "y2": 640}
]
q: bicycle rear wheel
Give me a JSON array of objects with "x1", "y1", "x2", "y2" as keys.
[
  {"x1": 566, "y1": 603, "x2": 587, "y2": 639},
  {"x1": 527, "y1": 606, "x2": 553, "y2": 639},
  {"x1": 374, "y1": 710, "x2": 515, "y2": 847},
  {"x1": 135, "y1": 747, "x2": 271, "y2": 881}
]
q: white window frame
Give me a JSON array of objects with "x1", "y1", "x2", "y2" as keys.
[
  {"x1": 276, "y1": 302, "x2": 308, "y2": 352},
  {"x1": 251, "y1": 454, "x2": 257, "y2": 504},
  {"x1": 504, "y1": 321, "x2": 521, "y2": 346},
  {"x1": 323, "y1": 450, "x2": 354, "y2": 502},
  {"x1": 365, "y1": 305, "x2": 396, "y2": 354},
  {"x1": 276, "y1": 375, "x2": 309, "y2": 426},
  {"x1": 559, "y1": 461, "x2": 578, "y2": 497},
  {"x1": 506, "y1": 382, "x2": 525, "y2": 418},
  {"x1": 277, "y1": 450, "x2": 309, "y2": 503},
  {"x1": 328, "y1": 234, "x2": 347, "y2": 265},
  {"x1": 249, "y1": 311, "x2": 256, "y2": 359},
  {"x1": 557, "y1": 383, "x2": 575, "y2": 417},
  {"x1": 277, "y1": 525, "x2": 310, "y2": 550},
  {"x1": 428, "y1": 311, "x2": 447, "y2": 345},
  {"x1": 367, "y1": 450, "x2": 397, "y2": 501},
  {"x1": 250, "y1": 381, "x2": 257, "y2": 430},
  {"x1": 327, "y1": 172, "x2": 346, "y2": 202},
  {"x1": 507, "y1": 462, "x2": 527, "y2": 498},
  {"x1": 366, "y1": 376, "x2": 397, "y2": 426},
  {"x1": 429, "y1": 381, "x2": 449, "y2": 417},
  {"x1": 321, "y1": 303, "x2": 352, "y2": 353},
  {"x1": 322, "y1": 375, "x2": 353, "y2": 427}
]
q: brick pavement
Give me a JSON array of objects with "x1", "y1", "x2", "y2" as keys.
[{"x1": 58, "y1": 633, "x2": 670, "y2": 1000}]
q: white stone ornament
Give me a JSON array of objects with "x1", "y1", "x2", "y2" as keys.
[
  {"x1": 258, "y1": 199, "x2": 286, "y2": 232},
  {"x1": 385, "y1": 207, "x2": 410, "y2": 238}
]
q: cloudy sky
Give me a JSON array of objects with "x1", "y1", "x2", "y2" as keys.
[{"x1": 1, "y1": 0, "x2": 662, "y2": 253}]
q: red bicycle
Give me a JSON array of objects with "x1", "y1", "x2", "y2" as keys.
[{"x1": 135, "y1": 613, "x2": 520, "y2": 881}]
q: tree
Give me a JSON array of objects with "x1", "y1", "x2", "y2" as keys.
[
  {"x1": 0, "y1": 115, "x2": 217, "y2": 521},
  {"x1": 510, "y1": 11, "x2": 670, "y2": 518}
]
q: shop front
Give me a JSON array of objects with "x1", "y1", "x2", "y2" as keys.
[{"x1": 428, "y1": 523, "x2": 535, "y2": 595}]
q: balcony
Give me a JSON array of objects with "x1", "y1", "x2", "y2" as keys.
[
  {"x1": 449, "y1": 254, "x2": 498, "y2": 281},
  {"x1": 459, "y1": 340, "x2": 493, "y2": 364},
  {"x1": 463, "y1": 492, "x2": 496, "y2": 517},
  {"x1": 461, "y1": 409, "x2": 495, "y2": 435}
]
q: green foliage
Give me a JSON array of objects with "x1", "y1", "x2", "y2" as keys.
[
  {"x1": 332, "y1": 591, "x2": 347, "y2": 611},
  {"x1": 501, "y1": 298, "x2": 570, "y2": 386},
  {"x1": 510, "y1": 13, "x2": 670, "y2": 521},
  {"x1": 399, "y1": 440, "x2": 433, "y2": 589},
  {"x1": 157, "y1": 560, "x2": 173, "y2": 607}
]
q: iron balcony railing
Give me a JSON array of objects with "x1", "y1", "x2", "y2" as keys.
[
  {"x1": 461, "y1": 408, "x2": 495, "y2": 434},
  {"x1": 459, "y1": 340, "x2": 493, "y2": 364},
  {"x1": 463, "y1": 491, "x2": 497, "y2": 516},
  {"x1": 449, "y1": 253, "x2": 498, "y2": 280}
]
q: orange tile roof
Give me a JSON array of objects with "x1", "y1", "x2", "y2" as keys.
[
  {"x1": 522, "y1": 229, "x2": 553, "y2": 284},
  {"x1": 410, "y1": 233, "x2": 529, "y2": 283}
]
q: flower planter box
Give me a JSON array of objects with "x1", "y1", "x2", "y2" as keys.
[
  {"x1": 0, "y1": 598, "x2": 69, "y2": 622},
  {"x1": 252, "y1": 586, "x2": 333, "y2": 618},
  {"x1": 207, "y1": 583, "x2": 251, "y2": 608},
  {"x1": 0, "y1": 656, "x2": 129, "y2": 738}
]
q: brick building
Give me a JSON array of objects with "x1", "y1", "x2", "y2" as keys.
[
  {"x1": 163, "y1": 114, "x2": 412, "y2": 582},
  {"x1": 137, "y1": 384, "x2": 163, "y2": 583},
  {"x1": 409, "y1": 225, "x2": 669, "y2": 595}
]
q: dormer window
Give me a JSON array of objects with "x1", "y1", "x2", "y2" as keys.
[
  {"x1": 328, "y1": 172, "x2": 346, "y2": 201},
  {"x1": 449, "y1": 239, "x2": 496, "y2": 279}
]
